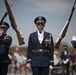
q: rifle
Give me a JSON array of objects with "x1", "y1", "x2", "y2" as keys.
[
  {"x1": 55, "y1": 0, "x2": 76, "y2": 49},
  {"x1": 4, "y1": 0, "x2": 25, "y2": 45},
  {"x1": 0, "y1": 4, "x2": 13, "y2": 26},
  {"x1": 0, "y1": 12, "x2": 7, "y2": 26}
]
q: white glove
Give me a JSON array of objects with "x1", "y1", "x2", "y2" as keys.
[
  {"x1": 66, "y1": 58, "x2": 69, "y2": 63},
  {"x1": 26, "y1": 63, "x2": 31, "y2": 68},
  {"x1": 50, "y1": 65, "x2": 53, "y2": 69},
  {"x1": 63, "y1": 60, "x2": 67, "y2": 64}
]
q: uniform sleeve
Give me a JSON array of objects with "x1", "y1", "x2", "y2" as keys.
[
  {"x1": 49, "y1": 34, "x2": 54, "y2": 66},
  {"x1": 27, "y1": 34, "x2": 33, "y2": 62},
  {"x1": 60, "y1": 52, "x2": 63, "y2": 60}
]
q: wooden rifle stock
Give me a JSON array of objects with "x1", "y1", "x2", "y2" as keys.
[
  {"x1": 55, "y1": 0, "x2": 76, "y2": 49},
  {"x1": 4, "y1": 0, "x2": 25, "y2": 45}
]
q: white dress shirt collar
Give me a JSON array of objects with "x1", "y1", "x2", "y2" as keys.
[{"x1": 37, "y1": 30, "x2": 44, "y2": 44}]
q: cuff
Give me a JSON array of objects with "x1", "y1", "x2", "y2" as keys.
[
  {"x1": 50, "y1": 60, "x2": 54, "y2": 66},
  {"x1": 26, "y1": 59, "x2": 31, "y2": 63},
  {"x1": 50, "y1": 60, "x2": 54, "y2": 62}
]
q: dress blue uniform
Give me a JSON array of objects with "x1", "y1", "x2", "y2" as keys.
[
  {"x1": 0, "y1": 22, "x2": 12, "y2": 75},
  {"x1": 27, "y1": 16, "x2": 54, "y2": 75},
  {"x1": 27, "y1": 31, "x2": 54, "y2": 67},
  {"x1": 60, "y1": 45, "x2": 71, "y2": 75}
]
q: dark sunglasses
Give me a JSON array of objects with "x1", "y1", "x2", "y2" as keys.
[
  {"x1": 36, "y1": 22, "x2": 45, "y2": 26},
  {"x1": 0, "y1": 27, "x2": 7, "y2": 29}
]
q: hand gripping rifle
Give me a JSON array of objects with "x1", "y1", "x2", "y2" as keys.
[
  {"x1": 0, "y1": 12, "x2": 7, "y2": 26},
  {"x1": 55, "y1": 0, "x2": 76, "y2": 49},
  {"x1": 0, "y1": 4, "x2": 13, "y2": 26},
  {"x1": 4, "y1": 0, "x2": 25, "y2": 45}
]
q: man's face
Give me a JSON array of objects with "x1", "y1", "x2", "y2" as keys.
[
  {"x1": 36, "y1": 22, "x2": 45, "y2": 30},
  {"x1": 64, "y1": 46, "x2": 67, "y2": 50},
  {"x1": 0, "y1": 26, "x2": 7, "y2": 32},
  {"x1": 0, "y1": 26, "x2": 7, "y2": 37}
]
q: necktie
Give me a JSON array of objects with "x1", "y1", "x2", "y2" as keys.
[{"x1": 39, "y1": 31, "x2": 42, "y2": 34}]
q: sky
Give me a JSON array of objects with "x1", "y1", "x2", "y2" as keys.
[{"x1": 0, "y1": 0, "x2": 76, "y2": 47}]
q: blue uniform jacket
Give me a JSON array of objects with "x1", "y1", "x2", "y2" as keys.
[
  {"x1": 0, "y1": 34, "x2": 12, "y2": 64},
  {"x1": 60, "y1": 50, "x2": 69, "y2": 60},
  {"x1": 27, "y1": 31, "x2": 54, "y2": 67},
  {"x1": 60, "y1": 50, "x2": 71, "y2": 66}
]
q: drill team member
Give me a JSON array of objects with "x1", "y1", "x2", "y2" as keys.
[
  {"x1": 0, "y1": 22, "x2": 12, "y2": 75},
  {"x1": 27, "y1": 16, "x2": 54, "y2": 75}
]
